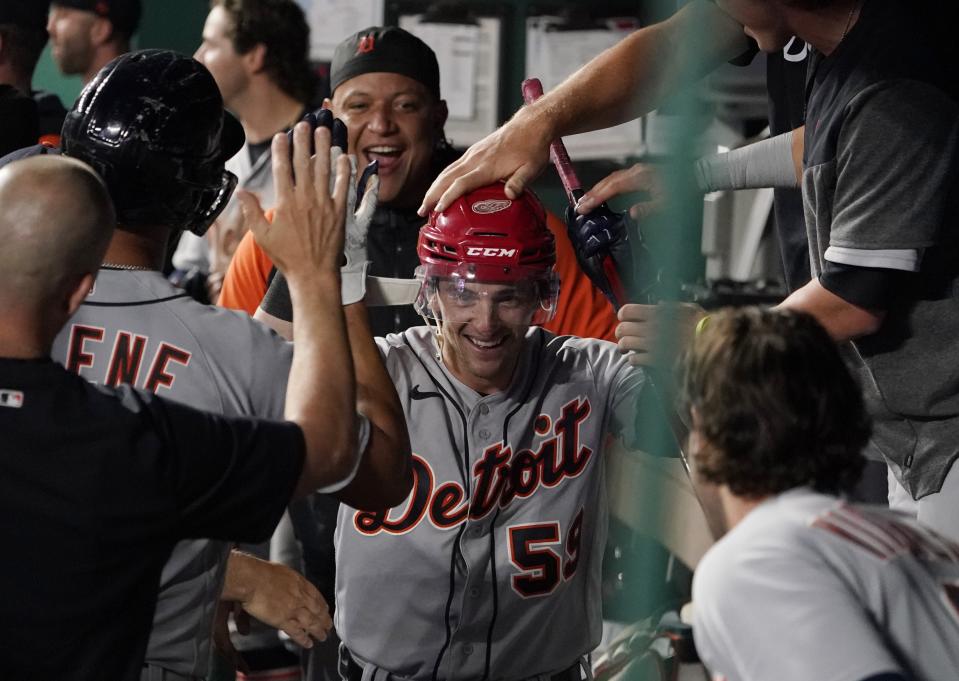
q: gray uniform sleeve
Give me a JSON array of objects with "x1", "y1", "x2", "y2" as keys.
[
  {"x1": 828, "y1": 80, "x2": 959, "y2": 255},
  {"x1": 692, "y1": 539, "x2": 902, "y2": 681},
  {"x1": 576, "y1": 340, "x2": 646, "y2": 447}
]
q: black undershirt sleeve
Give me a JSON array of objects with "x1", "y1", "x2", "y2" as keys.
[
  {"x1": 860, "y1": 674, "x2": 907, "y2": 681},
  {"x1": 729, "y1": 37, "x2": 759, "y2": 66},
  {"x1": 260, "y1": 269, "x2": 294, "y2": 322},
  {"x1": 818, "y1": 260, "x2": 909, "y2": 310}
]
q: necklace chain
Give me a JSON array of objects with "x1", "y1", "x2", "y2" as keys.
[
  {"x1": 101, "y1": 262, "x2": 154, "y2": 271},
  {"x1": 841, "y1": 0, "x2": 861, "y2": 42}
]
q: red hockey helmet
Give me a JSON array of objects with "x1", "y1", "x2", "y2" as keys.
[{"x1": 414, "y1": 184, "x2": 560, "y2": 325}]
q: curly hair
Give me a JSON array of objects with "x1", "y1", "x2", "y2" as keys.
[
  {"x1": 679, "y1": 307, "x2": 870, "y2": 498},
  {"x1": 212, "y1": 0, "x2": 314, "y2": 103}
]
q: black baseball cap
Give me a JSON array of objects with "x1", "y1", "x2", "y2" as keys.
[
  {"x1": 0, "y1": 0, "x2": 51, "y2": 30},
  {"x1": 330, "y1": 26, "x2": 439, "y2": 98},
  {"x1": 51, "y1": 0, "x2": 141, "y2": 35}
]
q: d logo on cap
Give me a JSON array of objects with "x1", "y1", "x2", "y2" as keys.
[{"x1": 356, "y1": 35, "x2": 375, "y2": 55}]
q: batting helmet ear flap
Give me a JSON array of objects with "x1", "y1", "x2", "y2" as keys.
[{"x1": 188, "y1": 170, "x2": 239, "y2": 236}]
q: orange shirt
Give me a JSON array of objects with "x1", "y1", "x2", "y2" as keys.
[
  {"x1": 218, "y1": 229, "x2": 275, "y2": 315},
  {"x1": 542, "y1": 212, "x2": 618, "y2": 341},
  {"x1": 219, "y1": 211, "x2": 618, "y2": 342}
]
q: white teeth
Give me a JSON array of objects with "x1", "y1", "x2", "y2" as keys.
[
  {"x1": 469, "y1": 337, "x2": 503, "y2": 349},
  {"x1": 367, "y1": 146, "x2": 401, "y2": 154}
]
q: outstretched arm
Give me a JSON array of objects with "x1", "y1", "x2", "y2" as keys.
[
  {"x1": 254, "y1": 281, "x2": 412, "y2": 510},
  {"x1": 238, "y1": 123, "x2": 364, "y2": 498},
  {"x1": 252, "y1": 122, "x2": 411, "y2": 509},
  {"x1": 336, "y1": 302, "x2": 412, "y2": 509},
  {"x1": 420, "y1": 0, "x2": 747, "y2": 214}
]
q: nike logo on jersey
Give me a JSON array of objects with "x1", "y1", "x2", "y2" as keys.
[
  {"x1": 65, "y1": 324, "x2": 192, "y2": 392},
  {"x1": 354, "y1": 397, "x2": 593, "y2": 534},
  {"x1": 409, "y1": 385, "x2": 441, "y2": 401},
  {"x1": 783, "y1": 36, "x2": 808, "y2": 63}
]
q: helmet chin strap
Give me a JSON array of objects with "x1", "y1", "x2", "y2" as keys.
[{"x1": 422, "y1": 315, "x2": 445, "y2": 362}]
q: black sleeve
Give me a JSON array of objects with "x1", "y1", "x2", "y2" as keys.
[
  {"x1": 818, "y1": 261, "x2": 910, "y2": 310},
  {"x1": 729, "y1": 37, "x2": 759, "y2": 66},
  {"x1": 261, "y1": 269, "x2": 294, "y2": 323},
  {"x1": 860, "y1": 675, "x2": 907, "y2": 681},
  {"x1": 704, "y1": 0, "x2": 757, "y2": 65},
  {"x1": 142, "y1": 390, "x2": 305, "y2": 542}
]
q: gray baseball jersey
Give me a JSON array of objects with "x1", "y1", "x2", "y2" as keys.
[
  {"x1": 50, "y1": 268, "x2": 292, "y2": 678},
  {"x1": 693, "y1": 488, "x2": 959, "y2": 681},
  {"x1": 334, "y1": 325, "x2": 644, "y2": 680}
]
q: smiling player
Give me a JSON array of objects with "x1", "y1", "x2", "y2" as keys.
[{"x1": 257, "y1": 183, "x2": 648, "y2": 680}]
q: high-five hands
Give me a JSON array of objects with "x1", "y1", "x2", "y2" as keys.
[{"x1": 236, "y1": 117, "x2": 351, "y2": 283}]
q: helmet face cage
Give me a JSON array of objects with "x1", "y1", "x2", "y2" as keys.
[{"x1": 414, "y1": 263, "x2": 560, "y2": 327}]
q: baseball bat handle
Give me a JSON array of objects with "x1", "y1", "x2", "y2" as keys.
[{"x1": 521, "y1": 78, "x2": 584, "y2": 205}]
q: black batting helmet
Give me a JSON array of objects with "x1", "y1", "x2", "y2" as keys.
[{"x1": 61, "y1": 49, "x2": 245, "y2": 235}]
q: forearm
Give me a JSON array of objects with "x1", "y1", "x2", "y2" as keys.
[
  {"x1": 220, "y1": 550, "x2": 258, "y2": 602},
  {"x1": 336, "y1": 302, "x2": 412, "y2": 510},
  {"x1": 286, "y1": 271, "x2": 358, "y2": 497},
  {"x1": 525, "y1": 1, "x2": 748, "y2": 139},
  {"x1": 776, "y1": 278, "x2": 884, "y2": 342},
  {"x1": 694, "y1": 129, "x2": 802, "y2": 193}
]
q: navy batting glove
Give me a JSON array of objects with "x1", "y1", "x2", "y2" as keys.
[
  {"x1": 331, "y1": 117, "x2": 348, "y2": 152},
  {"x1": 566, "y1": 202, "x2": 629, "y2": 258},
  {"x1": 565, "y1": 203, "x2": 635, "y2": 309}
]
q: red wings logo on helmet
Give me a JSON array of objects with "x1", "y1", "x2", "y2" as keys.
[
  {"x1": 357, "y1": 35, "x2": 376, "y2": 54},
  {"x1": 471, "y1": 199, "x2": 512, "y2": 214}
]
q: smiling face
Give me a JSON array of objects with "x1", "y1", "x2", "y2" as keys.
[
  {"x1": 330, "y1": 72, "x2": 447, "y2": 208},
  {"x1": 433, "y1": 279, "x2": 537, "y2": 394},
  {"x1": 716, "y1": 0, "x2": 793, "y2": 52}
]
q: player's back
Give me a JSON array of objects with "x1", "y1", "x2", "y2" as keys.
[
  {"x1": 51, "y1": 269, "x2": 291, "y2": 418},
  {"x1": 50, "y1": 268, "x2": 294, "y2": 677},
  {"x1": 693, "y1": 488, "x2": 959, "y2": 681}
]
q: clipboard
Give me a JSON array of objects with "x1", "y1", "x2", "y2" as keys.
[
  {"x1": 399, "y1": 12, "x2": 502, "y2": 148},
  {"x1": 526, "y1": 14, "x2": 644, "y2": 161}
]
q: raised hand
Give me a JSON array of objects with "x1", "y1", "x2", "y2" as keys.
[
  {"x1": 418, "y1": 108, "x2": 553, "y2": 216},
  {"x1": 237, "y1": 120, "x2": 351, "y2": 282}
]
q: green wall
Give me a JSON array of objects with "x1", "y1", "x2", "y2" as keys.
[{"x1": 33, "y1": 0, "x2": 210, "y2": 106}]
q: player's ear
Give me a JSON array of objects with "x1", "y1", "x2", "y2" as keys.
[
  {"x1": 89, "y1": 16, "x2": 109, "y2": 46},
  {"x1": 322, "y1": 98, "x2": 333, "y2": 110},
  {"x1": 66, "y1": 272, "x2": 95, "y2": 317},
  {"x1": 433, "y1": 99, "x2": 449, "y2": 131},
  {"x1": 244, "y1": 42, "x2": 267, "y2": 74}
]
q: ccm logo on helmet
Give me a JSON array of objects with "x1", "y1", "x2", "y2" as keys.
[
  {"x1": 466, "y1": 247, "x2": 517, "y2": 258},
  {"x1": 471, "y1": 199, "x2": 512, "y2": 214}
]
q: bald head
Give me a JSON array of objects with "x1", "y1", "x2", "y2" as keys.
[{"x1": 0, "y1": 155, "x2": 115, "y2": 307}]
